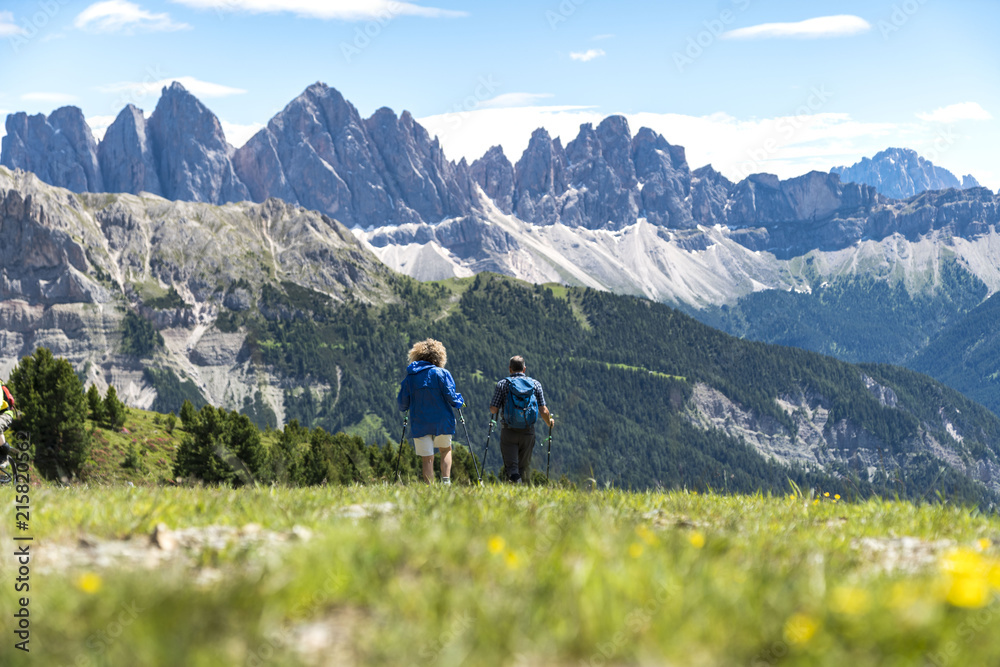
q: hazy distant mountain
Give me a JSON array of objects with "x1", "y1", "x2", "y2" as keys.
[{"x1": 832, "y1": 147, "x2": 982, "y2": 200}]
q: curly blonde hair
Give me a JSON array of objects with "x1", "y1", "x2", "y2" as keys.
[{"x1": 407, "y1": 338, "x2": 447, "y2": 368}]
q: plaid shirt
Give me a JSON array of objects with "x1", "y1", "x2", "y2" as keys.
[{"x1": 490, "y1": 373, "x2": 545, "y2": 426}]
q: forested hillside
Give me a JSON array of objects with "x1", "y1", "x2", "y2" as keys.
[
  {"x1": 695, "y1": 261, "x2": 987, "y2": 366},
  {"x1": 911, "y1": 292, "x2": 1000, "y2": 415},
  {"x1": 205, "y1": 273, "x2": 1000, "y2": 504}
]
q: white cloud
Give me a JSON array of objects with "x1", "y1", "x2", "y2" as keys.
[
  {"x1": 721, "y1": 15, "x2": 871, "y2": 40},
  {"x1": 21, "y1": 92, "x2": 79, "y2": 104},
  {"x1": 477, "y1": 93, "x2": 553, "y2": 109},
  {"x1": 170, "y1": 0, "x2": 466, "y2": 20},
  {"x1": 0, "y1": 11, "x2": 27, "y2": 37},
  {"x1": 570, "y1": 48, "x2": 606, "y2": 62},
  {"x1": 98, "y1": 76, "x2": 247, "y2": 99},
  {"x1": 75, "y1": 1, "x2": 191, "y2": 33},
  {"x1": 916, "y1": 102, "x2": 992, "y2": 124},
  {"x1": 86, "y1": 115, "x2": 119, "y2": 141},
  {"x1": 221, "y1": 120, "x2": 265, "y2": 148},
  {"x1": 418, "y1": 105, "x2": 915, "y2": 185}
]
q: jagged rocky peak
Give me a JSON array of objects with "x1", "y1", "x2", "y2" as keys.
[
  {"x1": 691, "y1": 164, "x2": 733, "y2": 227},
  {"x1": 725, "y1": 170, "x2": 883, "y2": 229},
  {"x1": 470, "y1": 145, "x2": 515, "y2": 214},
  {"x1": 502, "y1": 118, "x2": 703, "y2": 230},
  {"x1": 832, "y1": 147, "x2": 981, "y2": 200},
  {"x1": 233, "y1": 81, "x2": 478, "y2": 228},
  {"x1": 147, "y1": 81, "x2": 249, "y2": 204},
  {"x1": 98, "y1": 104, "x2": 163, "y2": 197},
  {"x1": 962, "y1": 174, "x2": 982, "y2": 189},
  {"x1": 1, "y1": 106, "x2": 103, "y2": 193},
  {"x1": 512, "y1": 128, "x2": 568, "y2": 223}
]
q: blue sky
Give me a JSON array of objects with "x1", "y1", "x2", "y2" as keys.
[{"x1": 1, "y1": 0, "x2": 998, "y2": 188}]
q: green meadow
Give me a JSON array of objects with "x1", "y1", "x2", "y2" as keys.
[{"x1": 2, "y1": 484, "x2": 1000, "y2": 666}]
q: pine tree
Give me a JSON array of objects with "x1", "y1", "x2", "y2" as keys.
[
  {"x1": 104, "y1": 385, "x2": 127, "y2": 431},
  {"x1": 173, "y1": 405, "x2": 269, "y2": 486},
  {"x1": 86, "y1": 384, "x2": 105, "y2": 424},
  {"x1": 179, "y1": 400, "x2": 197, "y2": 430},
  {"x1": 8, "y1": 347, "x2": 91, "y2": 478}
]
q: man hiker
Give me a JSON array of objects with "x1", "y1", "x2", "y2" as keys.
[
  {"x1": 490, "y1": 355, "x2": 554, "y2": 483},
  {"x1": 397, "y1": 339, "x2": 465, "y2": 484}
]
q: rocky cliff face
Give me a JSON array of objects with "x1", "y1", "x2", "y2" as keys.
[
  {"x1": 1, "y1": 107, "x2": 103, "y2": 193},
  {"x1": 469, "y1": 145, "x2": 514, "y2": 214},
  {"x1": 832, "y1": 148, "x2": 982, "y2": 200},
  {"x1": 0, "y1": 166, "x2": 390, "y2": 418},
  {"x1": 147, "y1": 82, "x2": 249, "y2": 204},
  {"x1": 686, "y1": 379, "x2": 1000, "y2": 493},
  {"x1": 98, "y1": 104, "x2": 163, "y2": 197},
  {"x1": 232, "y1": 83, "x2": 478, "y2": 228}
]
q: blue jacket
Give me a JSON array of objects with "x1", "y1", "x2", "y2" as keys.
[{"x1": 397, "y1": 361, "x2": 464, "y2": 438}]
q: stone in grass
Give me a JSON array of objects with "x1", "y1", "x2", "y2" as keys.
[
  {"x1": 336, "y1": 502, "x2": 397, "y2": 519},
  {"x1": 151, "y1": 523, "x2": 177, "y2": 551}
]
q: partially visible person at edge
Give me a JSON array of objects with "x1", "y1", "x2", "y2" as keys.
[
  {"x1": 0, "y1": 378, "x2": 16, "y2": 473},
  {"x1": 490, "y1": 355, "x2": 554, "y2": 484},
  {"x1": 397, "y1": 339, "x2": 465, "y2": 484}
]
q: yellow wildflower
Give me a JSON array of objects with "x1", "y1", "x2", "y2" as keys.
[
  {"x1": 978, "y1": 538, "x2": 992, "y2": 551},
  {"x1": 783, "y1": 613, "x2": 819, "y2": 645},
  {"x1": 488, "y1": 536, "x2": 505, "y2": 555},
  {"x1": 635, "y1": 524, "x2": 657, "y2": 546},
  {"x1": 504, "y1": 550, "x2": 521, "y2": 570},
  {"x1": 831, "y1": 586, "x2": 871, "y2": 616},
  {"x1": 689, "y1": 531, "x2": 705, "y2": 549},
  {"x1": 941, "y1": 548, "x2": 992, "y2": 608},
  {"x1": 834, "y1": 494, "x2": 841, "y2": 500},
  {"x1": 823, "y1": 492, "x2": 830, "y2": 498},
  {"x1": 629, "y1": 543, "x2": 644, "y2": 559},
  {"x1": 76, "y1": 572, "x2": 102, "y2": 594}
]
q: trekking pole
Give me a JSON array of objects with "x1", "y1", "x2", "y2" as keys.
[
  {"x1": 545, "y1": 419, "x2": 554, "y2": 482},
  {"x1": 392, "y1": 415, "x2": 409, "y2": 483},
  {"x1": 458, "y1": 408, "x2": 482, "y2": 484},
  {"x1": 479, "y1": 414, "x2": 497, "y2": 484}
]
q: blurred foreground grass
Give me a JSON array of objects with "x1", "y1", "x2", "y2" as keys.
[{"x1": 3, "y1": 485, "x2": 1000, "y2": 666}]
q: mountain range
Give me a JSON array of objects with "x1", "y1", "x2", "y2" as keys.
[
  {"x1": 2, "y1": 82, "x2": 1000, "y2": 420},
  {"x1": 3, "y1": 164, "x2": 1000, "y2": 501}
]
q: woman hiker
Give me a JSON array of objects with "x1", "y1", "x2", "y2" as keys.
[{"x1": 397, "y1": 339, "x2": 465, "y2": 484}]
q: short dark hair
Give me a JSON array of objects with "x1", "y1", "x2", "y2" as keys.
[{"x1": 509, "y1": 356, "x2": 525, "y2": 373}]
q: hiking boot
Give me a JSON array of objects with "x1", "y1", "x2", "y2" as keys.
[{"x1": 441, "y1": 477, "x2": 451, "y2": 485}]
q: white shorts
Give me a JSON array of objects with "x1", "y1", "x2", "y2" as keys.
[{"x1": 413, "y1": 434, "x2": 453, "y2": 457}]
